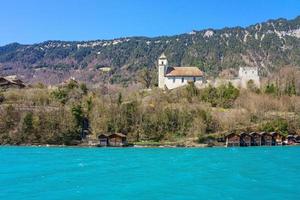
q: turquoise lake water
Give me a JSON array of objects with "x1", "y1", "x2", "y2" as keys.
[{"x1": 1, "y1": 146, "x2": 300, "y2": 200}]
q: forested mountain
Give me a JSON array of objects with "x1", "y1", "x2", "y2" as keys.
[{"x1": 0, "y1": 16, "x2": 300, "y2": 85}]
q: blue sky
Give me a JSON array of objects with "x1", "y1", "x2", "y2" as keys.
[{"x1": 0, "y1": 0, "x2": 299, "y2": 46}]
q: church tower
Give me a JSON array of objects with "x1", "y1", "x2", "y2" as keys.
[{"x1": 158, "y1": 53, "x2": 168, "y2": 89}]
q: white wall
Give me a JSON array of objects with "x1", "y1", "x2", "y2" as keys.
[
  {"x1": 158, "y1": 57, "x2": 168, "y2": 89},
  {"x1": 214, "y1": 78, "x2": 241, "y2": 88},
  {"x1": 213, "y1": 77, "x2": 260, "y2": 89},
  {"x1": 239, "y1": 67, "x2": 258, "y2": 79},
  {"x1": 158, "y1": 65, "x2": 166, "y2": 89},
  {"x1": 164, "y1": 77, "x2": 203, "y2": 89},
  {"x1": 239, "y1": 67, "x2": 260, "y2": 88}
]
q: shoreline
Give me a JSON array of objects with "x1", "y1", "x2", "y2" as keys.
[
  {"x1": 0, "y1": 143, "x2": 210, "y2": 148},
  {"x1": 1, "y1": 143, "x2": 300, "y2": 148}
]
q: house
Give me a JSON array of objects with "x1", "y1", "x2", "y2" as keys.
[
  {"x1": 270, "y1": 132, "x2": 283, "y2": 145},
  {"x1": 261, "y1": 132, "x2": 273, "y2": 146},
  {"x1": 250, "y1": 132, "x2": 261, "y2": 146},
  {"x1": 286, "y1": 135, "x2": 296, "y2": 145},
  {"x1": 98, "y1": 134, "x2": 109, "y2": 146},
  {"x1": 295, "y1": 135, "x2": 300, "y2": 143},
  {"x1": 98, "y1": 133, "x2": 127, "y2": 147},
  {"x1": 0, "y1": 75, "x2": 25, "y2": 89},
  {"x1": 225, "y1": 133, "x2": 240, "y2": 147},
  {"x1": 240, "y1": 132, "x2": 251, "y2": 146},
  {"x1": 158, "y1": 53, "x2": 204, "y2": 89},
  {"x1": 84, "y1": 135, "x2": 100, "y2": 146},
  {"x1": 108, "y1": 133, "x2": 127, "y2": 147}
]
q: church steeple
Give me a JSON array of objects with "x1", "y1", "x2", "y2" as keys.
[
  {"x1": 158, "y1": 53, "x2": 168, "y2": 89},
  {"x1": 158, "y1": 53, "x2": 168, "y2": 66}
]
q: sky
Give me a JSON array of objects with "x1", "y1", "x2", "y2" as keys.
[{"x1": 0, "y1": 0, "x2": 299, "y2": 46}]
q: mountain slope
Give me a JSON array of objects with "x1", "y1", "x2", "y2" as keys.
[{"x1": 1, "y1": 16, "x2": 300, "y2": 85}]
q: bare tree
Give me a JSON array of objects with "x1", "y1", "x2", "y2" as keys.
[{"x1": 138, "y1": 68, "x2": 153, "y2": 89}]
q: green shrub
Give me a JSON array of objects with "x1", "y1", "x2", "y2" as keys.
[
  {"x1": 51, "y1": 88, "x2": 68, "y2": 104},
  {"x1": 200, "y1": 83, "x2": 239, "y2": 108},
  {"x1": 261, "y1": 118, "x2": 289, "y2": 135}
]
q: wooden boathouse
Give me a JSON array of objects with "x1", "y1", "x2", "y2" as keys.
[
  {"x1": 270, "y1": 132, "x2": 283, "y2": 145},
  {"x1": 287, "y1": 135, "x2": 296, "y2": 145},
  {"x1": 108, "y1": 133, "x2": 127, "y2": 147},
  {"x1": 98, "y1": 134, "x2": 109, "y2": 146},
  {"x1": 225, "y1": 133, "x2": 240, "y2": 147},
  {"x1": 240, "y1": 132, "x2": 251, "y2": 146},
  {"x1": 250, "y1": 132, "x2": 261, "y2": 146},
  {"x1": 224, "y1": 131, "x2": 292, "y2": 147},
  {"x1": 261, "y1": 132, "x2": 273, "y2": 146},
  {"x1": 98, "y1": 133, "x2": 127, "y2": 147}
]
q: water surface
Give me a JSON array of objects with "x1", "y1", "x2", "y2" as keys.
[{"x1": 1, "y1": 146, "x2": 300, "y2": 200}]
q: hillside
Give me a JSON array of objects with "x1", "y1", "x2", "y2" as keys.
[{"x1": 0, "y1": 16, "x2": 300, "y2": 85}]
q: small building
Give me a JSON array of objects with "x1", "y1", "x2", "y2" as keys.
[
  {"x1": 270, "y1": 132, "x2": 283, "y2": 145},
  {"x1": 0, "y1": 76, "x2": 25, "y2": 89},
  {"x1": 225, "y1": 133, "x2": 240, "y2": 147},
  {"x1": 240, "y1": 132, "x2": 251, "y2": 146},
  {"x1": 158, "y1": 53, "x2": 204, "y2": 90},
  {"x1": 261, "y1": 132, "x2": 273, "y2": 146},
  {"x1": 250, "y1": 132, "x2": 262, "y2": 146},
  {"x1": 295, "y1": 135, "x2": 300, "y2": 143},
  {"x1": 84, "y1": 135, "x2": 100, "y2": 146},
  {"x1": 214, "y1": 67, "x2": 260, "y2": 89},
  {"x1": 108, "y1": 133, "x2": 127, "y2": 147},
  {"x1": 98, "y1": 133, "x2": 127, "y2": 147},
  {"x1": 238, "y1": 67, "x2": 260, "y2": 88},
  {"x1": 287, "y1": 135, "x2": 296, "y2": 145},
  {"x1": 98, "y1": 134, "x2": 109, "y2": 146}
]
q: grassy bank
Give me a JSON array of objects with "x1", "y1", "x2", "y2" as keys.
[{"x1": 0, "y1": 67, "x2": 300, "y2": 145}]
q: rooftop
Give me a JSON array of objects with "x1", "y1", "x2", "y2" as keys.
[
  {"x1": 159, "y1": 53, "x2": 167, "y2": 59},
  {"x1": 165, "y1": 67, "x2": 203, "y2": 77}
]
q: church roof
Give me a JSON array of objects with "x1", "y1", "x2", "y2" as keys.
[{"x1": 165, "y1": 67, "x2": 203, "y2": 77}]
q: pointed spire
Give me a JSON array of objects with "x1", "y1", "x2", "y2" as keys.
[{"x1": 159, "y1": 53, "x2": 167, "y2": 59}]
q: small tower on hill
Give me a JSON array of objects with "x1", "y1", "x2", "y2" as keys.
[{"x1": 158, "y1": 53, "x2": 168, "y2": 89}]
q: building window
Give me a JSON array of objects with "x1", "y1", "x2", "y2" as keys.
[
  {"x1": 161, "y1": 61, "x2": 164, "y2": 65},
  {"x1": 193, "y1": 77, "x2": 196, "y2": 82},
  {"x1": 173, "y1": 77, "x2": 175, "y2": 83},
  {"x1": 181, "y1": 77, "x2": 184, "y2": 83}
]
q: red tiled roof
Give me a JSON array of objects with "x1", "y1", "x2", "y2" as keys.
[{"x1": 165, "y1": 67, "x2": 203, "y2": 77}]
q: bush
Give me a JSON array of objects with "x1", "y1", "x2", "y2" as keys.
[
  {"x1": 51, "y1": 88, "x2": 68, "y2": 104},
  {"x1": 264, "y1": 83, "x2": 278, "y2": 96},
  {"x1": 247, "y1": 80, "x2": 260, "y2": 93},
  {"x1": 200, "y1": 83, "x2": 239, "y2": 108},
  {"x1": 261, "y1": 118, "x2": 289, "y2": 135}
]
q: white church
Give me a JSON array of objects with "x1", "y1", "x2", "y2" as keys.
[
  {"x1": 158, "y1": 53, "x2": 204, "y2": 89},
  {"x1": 157, "y1": 53, "x2": 260, "y2": 90}
]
